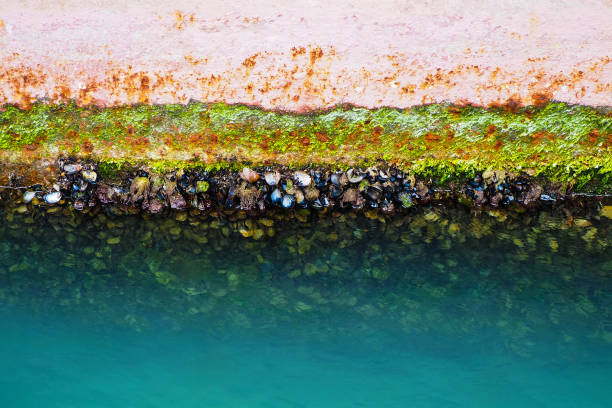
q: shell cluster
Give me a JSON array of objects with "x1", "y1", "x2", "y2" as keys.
[{"x1": 18, "y1": 160, "x2": 575, "y2": 214}]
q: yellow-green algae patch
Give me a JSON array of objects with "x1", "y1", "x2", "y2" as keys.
[{"x1": 1, "y1": 102, "x2": 610, "y2": 191}]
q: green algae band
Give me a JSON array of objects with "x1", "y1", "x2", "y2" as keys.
[{"x1": 1, "y1": 102, "x2": 611, "y2": 192}]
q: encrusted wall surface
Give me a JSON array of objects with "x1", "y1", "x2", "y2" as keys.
[{"x1": 1, "y1": 0, "x2": 611, "y2": 111}]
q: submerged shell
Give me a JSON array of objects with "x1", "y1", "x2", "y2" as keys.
[
  {"x1": 73, "y1": 200, "x2": 85, "y2": 211},
  {"x1": 294, "y1": 189, "x2": 305, "y2": 205},
  {"x1": 147, "y1": 199, "x2": 164, "y2": 214},
  {"x1": 95, "y1": 184, "x2": 116, "y2": 204},
  {"x1": 281, "y1": 194, "x2": 295, "y2": 209},
  {"x1": 304, "y1": 186, "x2": 320, "y2": 201},
  {"x1": 170, "y1": 193, "x2": 187, "y2": 210},
  {"x1": 23, "y1": 191, "x2": 36, "y2": 203},
  {"x1": 270, "y1": 188, "x2": 282, "y2": 204},
  {"x1": 381, "y1": 200, "x2": 395, "y2": 213},
  {"x1": 294, "y1": 171, "x2": 312, "y2": 187},
  {"x1": 44, "y1": 191, "x2": 62, "y2": 204},
  {"x1": 264, "y1": 172, "x2": 281, "y2": 186},
  {"x1": 130, "y1": 177, "x2": 151, "y2": 202}
]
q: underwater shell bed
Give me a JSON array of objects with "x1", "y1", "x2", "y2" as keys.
[
  {"x1": 1, "y1": 195, "x2": 612, "y2": 407},
  {"x1": 1, "y1": 201, "x2": 610, "y2": 355}
]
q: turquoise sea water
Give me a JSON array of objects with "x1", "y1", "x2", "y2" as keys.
[{"x1": 0, "y1": 205, "x2": 610, "y2": 407}]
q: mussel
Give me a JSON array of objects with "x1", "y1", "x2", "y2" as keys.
[
  {"x1": 44, "y1": 191, "x2": 62, "y2": 204},
  {"x1": 270, "y1": 188, "x2": 282, "y2": 204},
  {"x1": 264, "y1": 172, "x2": 281, "y2": 186},
  {"x1": 346, "y1": 168, "x2": 365, "y2": 183},
  {"x1": 367, "y1": 183, "x2": 383, "y2": 201},
  {"x1": 294, "y1": 171, "x2": 312, "y2": 187},
  {"x1": 281, "y1": 194, "x2": 295, "y2": 209}
]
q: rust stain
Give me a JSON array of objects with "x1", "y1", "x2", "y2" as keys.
[
  {"x1": 82, "y1": 139, "x2": 94, "y2": 154},
  {"x1": 530, "y1": 90, "x2": 553, "y2": 107},
  {"x1": 291, "y1": 47, "x2": 306, "y2": 58},
  {"x1": 173, "y1": 10, "x2": 195, "y2": 30},
  {"x1": 424, "y1": 133, "x2": 440, "y2": 142},
  {"x1": 401, "y1": 84, "x2": 416, "y2": 94},
  {"x1": 242, "y1": 53, "x2": 259, "y2": 69},
  {"x1": 530, "y1": 131, "x2": 555, "y2": 146},
  {"x1": 0, "y1": 49, "x2": 609, "y2": 111},
  {"x1": 309, "y1": 47, "x2": 323, "y2": 65},
  {"x1": 588, "y1": 130, "x2": 600, "y2": 144},
  {"x1": 78, "y1": 81, "x2": 99, "y2": 105},
  {"x1": 54, "y1": 84, "x2": 72, "y2": 101},
  {"x1": 315, "y1": 132, "x2": 330, "y2": 143}
]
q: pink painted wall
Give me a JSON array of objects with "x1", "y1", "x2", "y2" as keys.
[{"x1": 1, "y1": 0, "x2": 610, "y2": 111}]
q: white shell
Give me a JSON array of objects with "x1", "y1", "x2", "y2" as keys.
[
  {"x1": 44, "y1": 191, "x2": 62, "y2": 204},
  {"x1": 63, "y1": 164, "x2": 81, "y2": 174},
  {"x1": 23, "y1": 191, "x2": 36, "y2": 203},
  {"x1": 346, "y1": 168, "x2": 365, "y2": 183},
  {"x1": 294, "y1": 171, "x2": 312, "y2": 187},
  {"x1": 264, "y1": 172, "x2": 281, "y2": 186}
]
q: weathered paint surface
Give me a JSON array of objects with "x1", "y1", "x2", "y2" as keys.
[{"x1": 1, "y1": 0, "x2": 611, "y2": 111}]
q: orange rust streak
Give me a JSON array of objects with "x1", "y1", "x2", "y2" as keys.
[
  {"x1": 2, "y1": 56, "x2": 607, "y2": 111},
  {"x1": 1, "y1": 2, "x2": 610, "y2": 111}
]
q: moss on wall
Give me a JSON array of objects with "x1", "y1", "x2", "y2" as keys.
[{"x1": 1, "y1": 101, "x2": 610, "y2": 191}]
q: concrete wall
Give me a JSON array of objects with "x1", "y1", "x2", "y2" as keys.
[{"x1": 1, "y1": 0, "x2": 610, "y2": 111}]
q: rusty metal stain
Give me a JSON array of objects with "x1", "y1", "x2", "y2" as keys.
[
  {"x1": 1, "y1": 54, "x2": 609, "y2": 111},
  {"x1": 0, "y1": 1, "x2": 611, "y2": 111}
]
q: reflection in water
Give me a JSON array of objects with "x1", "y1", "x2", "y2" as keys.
[{"x1": 0, "y1": 204, "x2": 611, "y2": 407}]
